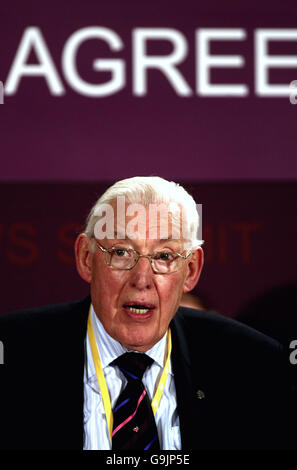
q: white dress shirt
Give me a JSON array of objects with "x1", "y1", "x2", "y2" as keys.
[{"x1": 83, "y1": 305, "x2": 181, "y2": 450}]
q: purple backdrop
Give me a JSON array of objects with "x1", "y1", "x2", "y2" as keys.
[{"x1": 1, "y1": 0, "x2": 297, "y2": 180}]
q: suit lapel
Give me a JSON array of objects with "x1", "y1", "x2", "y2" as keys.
[
  {"x1": 57, "y1": 296, "x2": 90, "y2": 449},
  {"x1": 170, "y1": 309, "x2": 209, "y2": 450}
]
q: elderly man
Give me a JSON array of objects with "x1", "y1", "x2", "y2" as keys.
[{"x1": 0, "y1": 177, "x2": 295, "y2": 450}]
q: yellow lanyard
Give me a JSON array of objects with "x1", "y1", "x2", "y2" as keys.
[{"x1": 87, "y1": 307, "x2": 172, "y2": 444}]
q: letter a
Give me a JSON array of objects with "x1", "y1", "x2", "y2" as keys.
[{"x1": 5, "y1": 27, "x2": 65, "y2": 95}]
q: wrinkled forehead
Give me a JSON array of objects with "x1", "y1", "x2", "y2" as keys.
[{"x1": 93, "y1": 198, "x2": 189, "y2": 242}]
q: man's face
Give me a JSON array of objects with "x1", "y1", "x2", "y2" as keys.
[{"x1": 77, "y1": 201, "x2": 203, "y2": 352}]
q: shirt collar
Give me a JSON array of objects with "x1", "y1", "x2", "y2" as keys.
[{"x1": 90, "y1": 304, "x2": 172, "y2": 374}]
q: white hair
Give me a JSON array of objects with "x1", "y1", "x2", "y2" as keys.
[{"x1": 84, "y1": 176, "x2": 204, "y2": 250}]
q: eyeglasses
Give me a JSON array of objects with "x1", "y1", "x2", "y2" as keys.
[{"x1": 95, "y1": 241, "x2": 191, "y2": 274}]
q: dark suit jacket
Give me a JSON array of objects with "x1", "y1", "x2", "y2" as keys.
[{"x1": 0, "y1": 297, "x2": 295, "y2": 450}]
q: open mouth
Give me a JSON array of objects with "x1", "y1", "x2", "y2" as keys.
[{"x1": 123, "y1": 303, "x2": 155, "y2": 315}]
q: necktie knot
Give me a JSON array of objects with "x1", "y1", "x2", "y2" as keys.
[{"x1": 112, "y1": 352, "x2": 154, "y2": 381}]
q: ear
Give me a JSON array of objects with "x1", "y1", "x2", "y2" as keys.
[
  {"x1": 182, "y1": 247, "x2": 204, "y2": 293},
  {"x1": 75, "y1": 233, "x2": 93, "y2": 284}
]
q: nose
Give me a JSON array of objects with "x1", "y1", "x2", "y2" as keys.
[{"x1": 129, "y1": 255, "x2": 153, "y2": 290}]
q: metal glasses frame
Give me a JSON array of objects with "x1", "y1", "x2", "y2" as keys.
[{"x1": 94, "y1": 240, "x2": 191, "y2": 274}]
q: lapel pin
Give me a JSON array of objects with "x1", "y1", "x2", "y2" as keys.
[
  {"x1": 196, "y1": 389, "x2": 205, "y2": 400},
  {"x1": 133, "y1": 426, "x2": 139, "y2": 432}
]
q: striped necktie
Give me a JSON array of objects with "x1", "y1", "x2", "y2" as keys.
[{"x1": 111, "y1": 352, "x2": 160, "y2": 450}]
